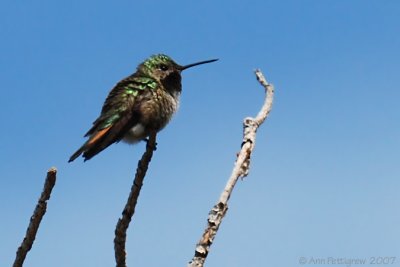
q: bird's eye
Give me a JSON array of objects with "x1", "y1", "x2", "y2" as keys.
[{"x1": 159, "y1": 64, "x2": 168, "y2": 71}]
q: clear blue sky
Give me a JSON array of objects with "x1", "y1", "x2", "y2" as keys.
[{"x1": 1, "y1": 1, "x2": 399, "y2": 266}]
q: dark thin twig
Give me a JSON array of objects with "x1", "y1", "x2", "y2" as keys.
[
  {"x1": 13, "y1": 167, "x2": 57, "y2": 267},
  {"x1": 114, "y1": 133, "x2": 157, "y2": 267}
]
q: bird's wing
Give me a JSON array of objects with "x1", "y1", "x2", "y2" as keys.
[
  {"x1": 85, "y1": 76, "x2": 157, "y2": 136},
  {"x1": 68, "y1": 76, "x2": 157, "y2": 162}
]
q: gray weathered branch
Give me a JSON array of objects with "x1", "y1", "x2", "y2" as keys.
[
  {"x1": 187, "y1": 69, "x2": 274, "y2": 267},
  {"x1": 13, "y1": 167, "x2": 57, "y2": 267},
  {"x1": 114, "y1": 132, "x2": 157, "y2": 267}
]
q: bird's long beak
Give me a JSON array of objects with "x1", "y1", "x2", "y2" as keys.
[{"x1": 179, "y1": 59, "x2": 218, "y2": 71}]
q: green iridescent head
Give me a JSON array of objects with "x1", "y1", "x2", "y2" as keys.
[
  {"x1": 142, "y1": 54, "x2": 177, "y2": 70},
  {"x1": 138, "y1": 54, "x2": 179, "y2": 79},
  {"x1": 138, "y1": 54, "x2": 218, "y2": 81}
]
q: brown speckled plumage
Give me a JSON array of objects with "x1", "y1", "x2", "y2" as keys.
[{"x1": 69, "y1": 54, "x2": 217, "y2": 162}]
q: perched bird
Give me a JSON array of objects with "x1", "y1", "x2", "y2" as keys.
[{"x1": 69, "y1": 54, "x2": 217, "y2": 162}]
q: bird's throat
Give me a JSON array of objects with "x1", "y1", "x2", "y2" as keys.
[{"x1": 161, "y1": 71, "x2": 182, "y2": 94}]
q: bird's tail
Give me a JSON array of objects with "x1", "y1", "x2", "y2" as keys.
[
  {"x1": 68, "y1": 126, "x2": 113, "y2": 162},
  {"x1": 68, "y1": 146, "x2": 86, "y2": 162}
]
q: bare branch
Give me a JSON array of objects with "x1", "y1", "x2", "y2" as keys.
[
  {"x1": 114, "y1": 132, "x2": 157, "y2": 267},
  {"x1": 188, "y1": 69, "x2": 274, "y2": 267},
  {"x1": 13, "y1": 167, "x2": 57, "y2": 267}
]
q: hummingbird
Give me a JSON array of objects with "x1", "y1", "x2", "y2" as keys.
[{"x1": 69, "y1": 54, "x2": 218, "y2": 162}]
